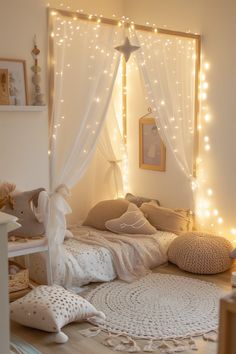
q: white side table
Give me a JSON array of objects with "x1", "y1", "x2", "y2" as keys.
[
  {"x1": 8, "y1": 237, "x2": 52, "y2": 286},
  {"x1": 0, "y1": 212, "x2": 20, "y2": 354}
]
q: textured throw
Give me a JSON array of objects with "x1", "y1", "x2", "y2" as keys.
[
  {"x1": 71, "y1": 228, "x2": 169, "y2": 282},
  {"x1": 81, "y1": 273, "x2": 226, "y2": 353}
]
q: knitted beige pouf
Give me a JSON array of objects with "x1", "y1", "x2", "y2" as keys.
[{"x1": 168, "y1": 232, "x2": 233, "y2": 274}]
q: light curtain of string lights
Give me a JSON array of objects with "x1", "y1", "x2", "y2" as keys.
[
  {"x1": 195, "y1": 63, "x2": 236, "y2": 242},
  {"x1": 48, "y1": 6, "x2": 236, "y2": 242}
]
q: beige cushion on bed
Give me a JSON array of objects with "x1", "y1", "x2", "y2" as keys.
[
  {"x1": 125, "y1": 193, "x2": 160, "y2": 207},
  {"x1": 83, "y1": 199, "x2": 129, "y2": 231},
  {"x1": 105, "y1": 203, "x2": 156, "y2": 235},
  {"x1": 140, "y1": 202, "x2": 192, "y2": 235},
  {"x1": 10, "y1": 285, "x2": 105, "y2": 334}
]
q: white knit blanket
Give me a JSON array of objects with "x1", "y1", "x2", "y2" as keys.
[
  {"x1": 29, "y1": 226, "x2": 176, "y2": 286},
  {"x1": 70, "y1": 226, "x2": 176, "y2": 282}
]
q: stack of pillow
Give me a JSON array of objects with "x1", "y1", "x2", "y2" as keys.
[{"x1": 83, "y1": 193, "x2": 193, "y2": 235}]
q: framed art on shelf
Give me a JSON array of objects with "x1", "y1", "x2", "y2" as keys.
[
  {"x1": 0, "y1": 59, "x2": 28, "y2": 106},
  {"x1": 139, "y1": 117, "x2": 166, "y2": 171}
]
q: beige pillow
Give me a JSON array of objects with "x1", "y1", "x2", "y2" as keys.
[
  {"x1": 83, "y1": 199, "x2": 129, "y2": 230},
  {"x1": 105, "y1": 203, "x2": 157, "y2": 235},
  {"x1": 125, "y1": 192, "x2": 160, "y2": 207},
  {"x1": 140, "y1": 202, "x2": 193, "y2": 235},
  {"x1": 10, "y1": 285, "x2": 105, "y2": 342}
]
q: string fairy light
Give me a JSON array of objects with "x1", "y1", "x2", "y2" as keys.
[
  {"x1": 49, "y1": 8, "x2": 235, "y2": 242},
  {"x1": 195, "y1": 59, "x2": 236, "y2": 241}
]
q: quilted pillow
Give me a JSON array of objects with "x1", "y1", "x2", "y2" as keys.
[
  {"x1": 83, "y1": 199, "x2": 129, "y2": 230},
  {"x1": 105, "y1": 203, "x2": 156, "y2": 234},
  {"x1": 140, "y1": 202, "x2": 193, "y2": 235},
  {"x1": 125, "y1": 192, "x2": 160, "y2": 207},
  {"x1": 10, "y1": 285, "x2": 105, "y2": 343}
]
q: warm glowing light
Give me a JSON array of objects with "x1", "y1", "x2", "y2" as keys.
[
  {"x1": 200, "y1": 92, "x2": 207, "y2": 100},
  {"x1": 201, "y1": 73, "x2": 206, "y2": 81},
  {"x1": 204, "y1": 114, "x2": 211, "y2": 122},
  {"x1": 231, "y1": 229, "x2": 236, "y2": 235},
  {"x1": 213, "y1": 209, "x2": 219, "y2": 216},
  {"x1": 207, "y1": 188, "x2": 213, "y2": 196},
  {"x1": 204, "y1": 136, "x2": 209, "y2": 142},
  {"x1": 204, "y1": 144, "x2": 211, "y2": 151},
  {"x1": 217, "y1": 217, "x2": 223, "y2": 224},
  {"x1": 204, "y1": 62, "x2": 210, "y2": 70}
]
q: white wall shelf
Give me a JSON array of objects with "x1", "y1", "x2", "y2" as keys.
[{"x1": 0, "y1": 105, "x2": 47, "y2": 112}]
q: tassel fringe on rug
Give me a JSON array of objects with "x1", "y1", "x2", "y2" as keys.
[{"x1": 79, "y1": 328, "x2": 218, "y2": 353}]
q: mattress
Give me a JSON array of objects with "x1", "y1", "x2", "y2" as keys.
[{"x1": 29, "y1": 226, "x2": 177, "y2": 287}]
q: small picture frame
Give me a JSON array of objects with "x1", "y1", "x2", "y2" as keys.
[
  {"x1": 0, "y1": 69, "x2": 10, "y2": 105},
  {"x1": 0, "y1": 58, "x2": 28, "y2": 105},
  {"x1": 139, "y1": 118, "x2": 166, "y2": 171}
]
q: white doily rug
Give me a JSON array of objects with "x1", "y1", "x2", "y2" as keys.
[{"x1": 85, "y1": 273, "x2": 225, "y2": 340}]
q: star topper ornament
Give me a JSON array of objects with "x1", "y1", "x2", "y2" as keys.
[{"x1": 115, "y1": 37, "x2": 140, "y2": 62}]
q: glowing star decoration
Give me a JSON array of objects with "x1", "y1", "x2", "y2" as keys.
[{"x1": 114, "y1": 37, "x2": 140, "y2": 62}]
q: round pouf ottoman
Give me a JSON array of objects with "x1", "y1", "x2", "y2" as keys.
[{"x1": 168, "y1": 232, "x2": 233, "y2": 274}]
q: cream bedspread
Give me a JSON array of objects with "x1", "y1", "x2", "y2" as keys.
[
  {"x1": 29, "y1": 226, "x2": 177, "y2": 287},
  {"x1": 70, "y1": 226, "x2": 175, "y2": 282}
]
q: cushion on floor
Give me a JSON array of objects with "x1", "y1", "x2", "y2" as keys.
[
  {"x1": 10, "y1": 285, "x2": 105, "y2": 343},
  {"x1": 168, "y1": 232, "x2": 233, "y2": 274}
]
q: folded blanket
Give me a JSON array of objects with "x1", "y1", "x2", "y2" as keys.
[{"x1": 70, "y1": 227, "x2": 168, "y2": 282}]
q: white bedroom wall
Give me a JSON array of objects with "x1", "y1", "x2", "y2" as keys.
[
  {"x1": 0, "y1": 0, "x2": 49, "y2": 190},
  {"x1": 0, "y1": 0, "x2": 124, "y2": 218},
  {"x1": 124, "y1": 0, "x2": 236, "y2": 237}
]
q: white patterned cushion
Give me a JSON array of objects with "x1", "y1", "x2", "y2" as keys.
[
  {"x1": 105, "y1": 203, "x2": 156, "y2": 234},
  {"x1": 10, "y1": 285, "x2": 105, "y2": 334}
]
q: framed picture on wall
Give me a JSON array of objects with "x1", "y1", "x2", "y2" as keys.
[
  {"x1": 0, "y1": 58, "x2": 28, "y2": 105},
  {"x1": 139, "y1": 117, "x2": 166, "y2": 171}
]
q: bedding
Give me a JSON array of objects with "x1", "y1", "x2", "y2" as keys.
[
  {"x1": 105, "y1": 203, "x2": 157, "y2": 235},
  {"x1": 140, "y1": 201, "x2": 193, "y2": 234},
  {"x1": 125, "y1": 192, "x2": 160, "y2": 207},
  {"x1": 83, "y1": 199, "x2": 129, "y2": 230},
  {"x1": 29, "y1": 226, "x2": 177, "y2": 287}
]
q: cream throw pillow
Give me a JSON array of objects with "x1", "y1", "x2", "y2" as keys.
[
  {"x1": 140, "y1": 202, "x2": 192, "y2": 235},
  {"x1": 105, "y1": 203, "x2": 156, "y2": 234},
  {"x1": 83, "y1": 199, "x2": 129, "y2": 230},
  {"x1": 10, "y1": 285, "x2": 105, "y2": 341}
]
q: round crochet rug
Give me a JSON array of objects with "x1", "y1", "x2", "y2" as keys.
[{"x1": 86, "y1": 273, "x2": 225, "y2": 340}]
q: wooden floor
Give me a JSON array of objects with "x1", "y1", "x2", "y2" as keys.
[{"x1": 11, "y1": 262, "x2": 236, "y2": 354}]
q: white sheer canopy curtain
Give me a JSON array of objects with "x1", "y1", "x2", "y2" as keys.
[
  {"x1": 132, "y1": 30, "x2": 196, "y2": 197},
  {"x1": 48, "y1": 13, "x2": 123, "y2": 285},
  {"x1": 98, "y1": 99, "x2": 126, "y2": 199}
]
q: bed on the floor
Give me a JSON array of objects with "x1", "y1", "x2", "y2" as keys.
[
  {"x1": 29, "y1": 225, "x2": 177, "y2": 287},
  {"x1": 29, "y1": 195, "x2": 193, "y2": 287}
]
